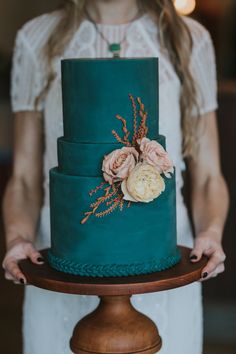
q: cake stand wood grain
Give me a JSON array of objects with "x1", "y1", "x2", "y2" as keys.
[{"x1": 19, "y1": 246, "x2": 208, "y2": 354}]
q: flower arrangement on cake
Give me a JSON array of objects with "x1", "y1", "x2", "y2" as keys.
[{"x1": 81, "y1": 94, "x2": 174, "y2": 224}]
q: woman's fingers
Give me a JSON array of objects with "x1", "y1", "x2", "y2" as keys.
[
  {"x1": 4, "y1": 260, "x2": 26, "y2": 284},
  {"x1": 203, "y1": 251, "x2": 225, "y2": 274},
  {"x1": 4, "y1": 270, "x2": 15, "y2": 281},
  {"x1": 2, "y1": 239, "x2": 44, "y2": 284},
  {"x1": 5, "y1": 269, "x2": 22, "y2": 284},
  {"x1": 190, "y1": 237, "x2": 208, "y2": 262},
  {"x1": 200, "y1": 262, "x2": 225, "y2": 281},
  {"x1": 24, "y1": 243, "x2": 44, "y2": 265},
  {"x1": 190, "y1": 232, "x2": 226, "y2": 281},
  {"x1": 216, "y1": 263, "x2": 225, "y2": 274},
  {"x1": 201, "y1": 249, "x2": 226, "y2": 278}
]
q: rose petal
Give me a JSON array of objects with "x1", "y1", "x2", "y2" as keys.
[
  {"x1": 121, "y1": 180, "x2": 138, "y2": 202},
  {"x1": 103, "y1": 172, "x2": 113, "y2": 185},
  {"x1": 102, "y1": 147, "x2": 140, "y2": 185}
]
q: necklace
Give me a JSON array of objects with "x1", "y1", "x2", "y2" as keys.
[{"x1": 85, "y1": 8, "x2": 143, "y2": 58}]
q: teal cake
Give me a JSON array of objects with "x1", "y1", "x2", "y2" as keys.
[{"x1": 48, "y1": 58, "x2": 181, "y2": 277}]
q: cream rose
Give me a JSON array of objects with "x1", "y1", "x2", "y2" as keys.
[
  {"x1": 139, "y1": 137, "x2": 174, "y2": 177},
  {"x1": 102, "y1": 146, "x2": 139, "y2": 185},
  {"x1": 121, "y1": 162, "x2": 165, "y2": 203}
]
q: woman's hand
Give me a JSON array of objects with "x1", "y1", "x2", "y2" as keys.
[
  {"x1": 190, "y1": 228, "x2": 226, "y2": 281},
  {"x1": 2, "y1": 236, "x2": 44, "y2": 284}
]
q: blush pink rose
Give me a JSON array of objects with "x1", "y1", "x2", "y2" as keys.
[
  {"x1": 139, "y1": 137, "x2": 174, "y2": 177},
  {"x1": 102, "y1": 147, "x2": 139, "y2": 185}
]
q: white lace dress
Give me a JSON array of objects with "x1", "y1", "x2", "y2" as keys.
[{"x1": 11, "y1": 10, "x2": 218, "y2": 354}]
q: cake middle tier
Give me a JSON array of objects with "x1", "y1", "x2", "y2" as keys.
[{"x1": 57, "y1": 136, "x2": 166, "y2": 176}]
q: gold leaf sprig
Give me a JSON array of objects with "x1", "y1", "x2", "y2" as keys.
[{"x1": 119, "y1": 198, "x2": 124, "y2": 211}]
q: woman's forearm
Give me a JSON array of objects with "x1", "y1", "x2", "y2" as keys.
[
  {"x1": 3, "y1": 175, "x2": 43, "y2": 249},
  {"x1": 3, "y1": 111, "x2": 44, "y2": 250},
  {"x1": 191, "y1": 174, "x2": 229, "y2": 241},
  {"x1": 2, "y1": 112, "x2": 44, "y2": 282}
]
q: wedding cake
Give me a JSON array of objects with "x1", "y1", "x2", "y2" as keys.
[{"x1": 48, "y1": 58, "x2": 181, "y2": 277}]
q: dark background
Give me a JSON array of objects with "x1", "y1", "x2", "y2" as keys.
[{"x1": 0, "y1": 1, "x2": 236, "y2": 353}]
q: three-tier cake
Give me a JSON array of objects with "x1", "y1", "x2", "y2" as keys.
[{"x1": 48, "y1": 58, "x2": 181, "y2": 277}]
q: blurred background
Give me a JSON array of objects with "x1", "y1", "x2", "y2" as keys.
[{"x1": 0, "y1": 0, "x2": 235, "y2": 353}]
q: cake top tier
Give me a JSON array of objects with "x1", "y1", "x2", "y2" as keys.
[{"x1": 61, "y1": 58, "x2": 159, "y2": 143}]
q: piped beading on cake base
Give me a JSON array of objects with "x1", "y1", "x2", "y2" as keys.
[{"x1": 48, "y1": 250, "x2": 181, "y2": 277}]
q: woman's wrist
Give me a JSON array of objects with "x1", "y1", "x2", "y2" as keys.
[
  {"x1": 6, "y1": 231, "x2": 34, "y2": 251},
  {"x1": 196, "y1": 224, "x2": 223, "y2": 243}
]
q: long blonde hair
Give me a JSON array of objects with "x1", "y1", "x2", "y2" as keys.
[{"x1": 38, "y1": 0, "x2": 199, "y2": 158}]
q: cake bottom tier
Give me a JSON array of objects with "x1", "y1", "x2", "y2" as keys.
[{"x1": 48, "y1": 168, "x2": 181, "y2": 277}]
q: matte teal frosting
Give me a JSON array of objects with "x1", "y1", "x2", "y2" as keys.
[
  {"x1": 49, "y1": 168, "x2": 180, "y2": 276},
  {"x1": 57, "y1": 135, "x2": 166, "y2": 176},
  {"x1": 48, "y1": 58, "x2": 181, "y2": 277},
  {"x1": 61, "y1": 58, "x2": 159, "y2": 143}
]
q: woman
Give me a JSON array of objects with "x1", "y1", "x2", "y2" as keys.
[{"x1": 2, "y1": 0, "x2": 229, "y2": 353}]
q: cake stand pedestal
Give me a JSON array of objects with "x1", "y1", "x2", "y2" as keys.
[{"x1": 19, "y1": 246, "x2": 207, "y2": 354}]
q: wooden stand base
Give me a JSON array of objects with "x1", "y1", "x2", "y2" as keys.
[
  {"x1": 70, "y1": 295, "x2": 161, "y2": 354},
  {"x1": 19, "y1": 246, "x2": 207, "y2": 354}
]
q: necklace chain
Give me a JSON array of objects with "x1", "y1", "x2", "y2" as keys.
[{"x1": 84, "y1": 8, "x2": 143, "y2": 58}]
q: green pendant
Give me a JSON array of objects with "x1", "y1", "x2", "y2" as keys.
[{"x1": 108, "y1": 43, "x2": 121, "y2": 57}]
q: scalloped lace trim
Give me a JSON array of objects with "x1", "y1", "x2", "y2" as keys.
[{"x1": 47, "y1": 249, "x2": 181, "y2": 277}]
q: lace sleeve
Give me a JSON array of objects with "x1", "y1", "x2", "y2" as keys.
[
  {"x1": 11, "y1": 29, "x2": 45, "y2": 112},
  {"x1": 190, "y1": 26, "x2": 218, "y2": 115}
]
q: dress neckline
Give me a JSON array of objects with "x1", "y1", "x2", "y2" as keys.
[{"x1": 84, "y1": 12, "x2": 149, "y2": 30}]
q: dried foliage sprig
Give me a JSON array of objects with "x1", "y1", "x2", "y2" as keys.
[
  {"x1": 81, "y1": 185, "x2": 111, "y2": 224},
  {"x1": 95, "y1": 193, "x2": 123, "y2": 218},
  {"x1": 137, "y1": 97, "x2": 148, "y2": 140},
  {"x1": 129, "y1": 94, "x2": 138, "y2": 144},
  {"x1": 119, "y1": 199, "x2": 124, "y2": 211},
  {"x1": 106, "y1": 196, "x2": 119, "y2": 206},
  {"x1": 81, "y1": 182, "x2": 125, "y2": 224},
  {"x1": 89, "y1": 181, "x2": 106, "y2": 197},
  {"x1": 112, "y1": 114, "x2": 131, "y2": 146},
  {"x1": 111, "y1": 95, "x2": 149, "y2": 146},
  {"x1": 116, "y1": 115, "x2": 130, "y2": 144}
]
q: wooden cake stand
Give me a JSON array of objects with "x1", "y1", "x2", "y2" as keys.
[{"x1": 19, "y1": 246, "x2": 207, "y2": 354}]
